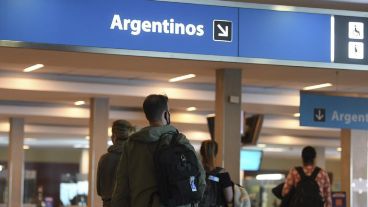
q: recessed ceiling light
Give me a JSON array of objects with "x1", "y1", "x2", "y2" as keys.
[
  {"x1": 186, "y1": 107, "x2": 197, "y2": 112},
  {"x1": 294, "y1": 113, "x2": 300, "y2": 118},
  {"x1": 303, "y1": 83, "x2": 333, "y2": 91},
  {"x1": 23, "y1": 64, "x2": 44, "y2": 72},
  {"x1": 337, "y1": 147, "x2": 342, "y2": 152},
  {"x1": 23, "y1": 145, "x2": 30, "y2": 150},
  {"x1": 74, "y1": 101, "x2": 86, "y2": 106},
  {"x1": 169, "y1": 74, "x2": 196, "y2": 82}
]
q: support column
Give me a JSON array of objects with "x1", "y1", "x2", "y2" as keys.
[
  {"x1": 215, "y1": 69, "x2": 242, "y2": 183},
  {"x1": 7, "y1": 118, "x2": 25, "y2": 207},
  {"x1": 341, "y1": 129, "x2": 351, "y2": 207},
  {"x1": 350, "y1": 130, "x2": 368, "y2": 207},
  {"x1": 315, "y1": 147, "x2": 326, "y2": 169},
  {"x1": 88, "y1": 98, "x2": 109, "y2": 207}
]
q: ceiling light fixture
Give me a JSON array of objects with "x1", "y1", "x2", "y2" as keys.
[
  {"x1": 85, "y1": 136, "x2": 90, "y2": 140},
  {"x1": 186, "y1": 107, "x2": 197, "y2": 112},
  {"x1": 169, "y1": 74, "x2": 196, "y2": 82},
  {"x1": 256, "y1": 174, "x2": 285, "y2": 181},
  {"x1": 23, "y1": 64, "x2": 44, "y2": 72},
  {"x1": 294, "y1": 113, "x2": 301, "y2": 118},
  {"x1": 74, "y1": 101, "x2": 86, "y2": 106},
  {"x1": 23, "y1": 145, "x2": 30, "y2": 150},
  {"x1": 337, "y1": 147, "x2": 342, "y2": 152},
  {"x1": 303, "y1": 83, "x2": 333, "y2": 91}
]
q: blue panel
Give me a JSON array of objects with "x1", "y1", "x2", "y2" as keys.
[
  {"x1": 0, "y1": 0, "x2": 238, "y2": 56},
  {"x1": 239, "y1": 9, "x2": 331, "y2": 62},
  {"x1": 300, "y1": 93, "x2": 368, "y2": 129}
]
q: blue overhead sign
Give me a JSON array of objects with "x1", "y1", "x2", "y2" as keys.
[
  {"x1": 3, "y1": 0, "x2": 361, "y2": 66},
  {"x1": 0, "y1": 0, "x2": 239, "y2": 56},
  {"x1": 239, "y1": 9, "x2": 331, "y2": 62},
  {"x1": 300, "y1": 92, "x2": 368, "y2": 129}
]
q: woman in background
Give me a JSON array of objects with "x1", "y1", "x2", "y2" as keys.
[{"x1": 199, "y1": 140, "x2": 233, "y2": 207}]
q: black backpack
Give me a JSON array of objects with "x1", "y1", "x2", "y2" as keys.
[
  {"x1": 153, "y1": 132, "x2": 202, "y2": 207},
  {"x1": 199, "y1": 167, "x2": 224, "y2": 207},
  {"x1": 288, "y1": 167, "x2": 324, "y2": 207}
]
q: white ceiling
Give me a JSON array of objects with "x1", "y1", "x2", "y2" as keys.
[{"x1": 0, "y1": 44, "x2": 350, "y2": 159}]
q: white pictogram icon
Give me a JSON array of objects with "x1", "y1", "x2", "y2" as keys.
[
  {"x1": 349, "y1": 22, "x2": 364, "y2": 40},
  {"x1": 348, "y1": 42, "x2": 364, "y2": 59}
]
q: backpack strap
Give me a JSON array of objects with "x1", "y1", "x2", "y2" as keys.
[
  {"x1": 295, "y1": 167, "x2": 306, "y2": 180},
  {"x1": 169, "y1": 130, "x2": 180, "y2": 145},
  {"x1": 310, "y1": 167, "x2": 321, "y2": 180},
  {"x1": 296, "y1": 166, "x2": 321, "y2": 180}
]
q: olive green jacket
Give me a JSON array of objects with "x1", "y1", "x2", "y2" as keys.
[{"x1": 111, "y1": 125, "x2": 206, "y2": 207}]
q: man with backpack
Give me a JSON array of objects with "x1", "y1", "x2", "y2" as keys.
[
  {"x1": 282, "y1": 146, "x2": 332, "y2": 207},
  {"x1": 111, "y1": 94, "x2": 206, "y2": 207}
]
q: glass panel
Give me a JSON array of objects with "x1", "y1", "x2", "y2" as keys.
[{"x1": 24, "y1": 145, "x2": 85, "y2": 207}]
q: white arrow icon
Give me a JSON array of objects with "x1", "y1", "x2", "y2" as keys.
[
  {"x1": 315, "y1": 110, "x2": 324, "y2": 121},
  {"x1": 217, "y1": 24, "x2": 228, "y2": 37}
]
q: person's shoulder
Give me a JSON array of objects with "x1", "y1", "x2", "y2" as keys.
[{"x1": 317, "y1": 167, "x2": 329, "y2": 176}]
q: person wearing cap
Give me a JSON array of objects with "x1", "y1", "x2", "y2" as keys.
[{"x1": 97, "y1": 119, "x2": 135, "y2": 207}]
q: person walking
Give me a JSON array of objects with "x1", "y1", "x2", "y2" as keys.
[
  {"x1": 199, "y1": 140, "x2": 233, "y2": 207},
  {"x1": 282, "y1": 146, "x2": 332, "y2": 207},
  {"x1": 97, "y1": 119, "x2": 135, "y2": 207},
  {"x1": 111, "y1": 94, "x2": 206, "y2": 207}
]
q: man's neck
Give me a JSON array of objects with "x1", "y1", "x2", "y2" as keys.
[{"x1": 149, "y1": 121, "x2": 164, "y2": 127}]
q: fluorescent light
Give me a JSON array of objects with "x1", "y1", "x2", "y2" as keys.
[
  {"x1": 74, "y1": 144, "x2": 89, "y2": 149},
  {"x1": 23, "y1": 145, "x2": 30, "y2": 150},
  {"x1": 331, "y1": 16, "x2": 335, "y2": 63},
  {"x1": 74, "y1": 101, "x2": 86, "y2": 106},
  {"x1": 294, "y1": 113, "x2": 300, "y2": 118},
  {"x1": 169, "y1": 74, "x2": 196, "y2": 82},
  {"x1": 23, "y1": 64, "x2": 44, "y2": 72},
  {"x1": 256, "y1": 174, "x2": 285, "y2": 181},
  {"x1": 337, "y1": 147, "x2": 342, "y2": 152},
  {"x1": 186, "y1": 107, "x2": 197, "y2": 112},
  {"x1": 262, "y1": 147, "x2": 285, "y2": 152},
  {"x1": 303, "y1": 83, "x2": 333, "y2": 91},
  {"x1": 257, "y1": 144, "x2": 267, "y2": 148}
]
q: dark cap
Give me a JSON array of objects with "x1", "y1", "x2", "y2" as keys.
[{"x1": 112, "y1": 120, "x2": 135, "y2": 140}]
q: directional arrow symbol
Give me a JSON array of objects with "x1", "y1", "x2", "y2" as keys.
[
  {"x1": 314, "y1": 108, "x2": 326, "y2": 122},
  {"x1": 315, "y1": 110, "x2": 324, "y2": 121},
  {"x1": 213, "y1": 20, "x2": 232, "y2": 42},
  {"x1": 217, "y1": 24, "x2": 228, "y2": 37}
]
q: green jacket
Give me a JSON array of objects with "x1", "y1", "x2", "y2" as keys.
[{"x1": 111, "y1": 125, "x2": 206, "y2": 207}]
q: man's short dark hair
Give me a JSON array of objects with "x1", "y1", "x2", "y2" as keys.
[
  {"x1": 143, "y1": 94, "x2": 169, "y2": 122},
  {"x1": 302, "y1": 146, "x2": 316, "y2": 165}
]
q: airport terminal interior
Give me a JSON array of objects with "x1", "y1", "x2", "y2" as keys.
[{"x1": 1, "y1": 0, "x2": 368, "y2": 207}]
